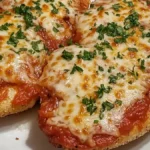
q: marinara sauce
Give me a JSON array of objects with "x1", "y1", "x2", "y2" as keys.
[{"x1": 39, "y1": 90, "x2": 150, "y2": 149}]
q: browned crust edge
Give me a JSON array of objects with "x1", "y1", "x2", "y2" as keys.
[
  {"x1": 0, "y1": 100, "x2": 36, "y2": 118},
  {"x1": 102, "y1": 113, "x2": 150, "y2": 150},
  {"x1": 65, "y1": 112, "x2": 150, "y2": 150}
]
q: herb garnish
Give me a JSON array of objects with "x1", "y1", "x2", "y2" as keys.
[
  {"x1": 62, "y1": 50, "x2": 74, "y2": 61},
  {"x1": 96, "y1": 84, "x2": 112, "y2": 98},
  {"x1": 77, "y1": 50, "x2": 96, "y2": 61},
  {"x1": 14, "y1": 4, "x2": 34, "y2": 28},
  {"x1": 112, "y1": 3, "x2": 122, "y2": 11},
  {"x1": 0, "y1": 23, "x2": 13, "y2": 31},
  {"x1": 70, "y1": 64, "x2": 83, "y2": 74},
  {"x1": 124, "y1": 11, "x2": 139, "y2": 30},
  {"x1": 82, "y1": 97, "x2": 97, "y2": 115}
]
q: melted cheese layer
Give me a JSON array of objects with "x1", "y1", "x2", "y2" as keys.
[
  {"x1": 0, "y1": 0, "x2": 81, "y2": 83},
  {"x1": 76, "y1": 0, "x2": 150, "y2": 47},
  {"x1": 0, "y1": 11, "x2": 47, "y2": 83},
  {"x1": 40, "y1": 44, "x2": 149, "y2": 143},
  {"x1": 39, "y1": 0, "x2": 150, "y2": 145}
]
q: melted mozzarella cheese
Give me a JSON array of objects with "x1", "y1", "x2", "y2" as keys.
[
  {"x1": 0, "y1": 11, "x2": 47, "y2": 83},
  {"x1": 76, "y1": 0, "x2": 150, "y2": 47},
  {"x1": 11, "y1": 0, "x2": 82, "y2": 40},
  {"x1": 39, "y1": 0, "x2": 150, "y2": 145},
  {"x1": 32, "y1": 0, "x2": 79, "y2": 40},
  {"x1": 0, "y1": 0, "x2": 82, "y2": 83},
  {"x1": 40, "y1": 43, "x2": 149, "y2": 143}
]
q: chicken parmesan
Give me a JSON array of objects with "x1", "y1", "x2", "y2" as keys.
[
  {"x1": 38, "y1": 0, "x2": 150, "y2": 149},
  {"x1": 0, "y1": 0, "x2": 85, "y2": 116},
  {"x1": 0, "y1": 0, "x2": 150, "y2": 149}
]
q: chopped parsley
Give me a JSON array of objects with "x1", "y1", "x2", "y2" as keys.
[
  {"x1": 53, "y1": 27, "x2": 59, "y2": 33},
  {"x1": 31, "y1": 40, "x2": 41, "y2": 53},
  {"x1": 117, "y1": 52, "x2": 124, "y2": 59},
  {"x1": 34, "y1": 25, "x2": 42, "y2": 32},
  {"x1": 124, "y1": 11, "x2": 139, "y2": 30},
  {"x1": 94, "y1": 120, "x2": 99, "y2": 124},
  {"x1": 90, "y1": 4, "x2": 95, "y2": 8},
  {"x1": 142, "y1": 32, "x2": 150, "y2": 38},
  {"x1": 51, "y1": 4, "x2": 59, "y2": 14},
  {"x1": 97, "y1": 6, "x2": 104, "y2": 11},
  {"x1": 139, "y1": 59, "x2": 145, "y2": 71},
  {"x1": 109, "y1": 73, "x2": 124, "y2": 84},
  {"x1": 99, "y1": 99, "x2": 122, "y2": 120},
  {"x1": 128, "y1": 66, "x2": 138, "y2": 79},
  {"x1": 67, "y1": 39, "x2": 73, "y2": 46},
  {"x1": 96, "y1": 22, "x2": 133, "y2": 43},
  {"x1": 84, "y1": 11, "x2": 91, "y2": 15},
  {"x1": 101, "y1": 41, "x2": 113, "y2": 50},
  {"x1": 96, "y1": 84, "x2": 112, "y2": 98},
  {"x1": 99, "y1": 109, "x2": 104, "y2": 120},
  {"x1": 33, "y1": 0, "x2": 42, "y2": 14},
  {"x1": 14, "y1": 4, "x2": 34, "y2": 28},
  {"x1": 108, "y1": 66, "x2": 115, "y2": 73},
  {"x1": 96, "y1": 24, "x2": 105, "y2": 40},
  {"x1": 94, "y1": 41, "x2": 112, "y2": 52},
  {"x1": 70, "y1": 64, "x2": 83, "y2": 74},
  {"x1": 112, "y1": 3, "x2": 122, "y2": 11},
  {"x1": 101, "y1": 52, "x2": 107, "y2": 60},
  {"x1": 98, "y1": 66, "x2": 104, "y2": 72},
  {"x1": 82, "y1": 97, "x2": 97, "y2": 115},
  {"x1": 7, "y1": 28, "x2": 27, "y2": 48},
  {"x1": 105, "y1": 22, "x2": 125, "y2": 37},
  {"x1": 77, "y1": 50, "x2": 96, "y2": 61},
  {"x1": 59, "y1": 2, "x2": 69, "y2": 14},
  {"x1": 123, "y1": 0, "x2": 134, "y2": 7},
  {"x1": 11, "y1": 48, "x2": 28, "y2": 54},
  {"x1": 114, "y1": 99, "x2": 122, "y2": 106},
  {"x1": 0, "y1": 23, "x2": 13, "y2": 31},
  {"x1": 127, "y1": 1, "x2": 134, "y2": 7},
  {"x1": 94, "y1": 41, "x2": 113, "y2": 60},
  {"x1": 62, "y1": 50, "x2": 74, "y2": 61},
  {"x1": 0, "y1": 55, "x2": 3, "y2": 60},
  {"x1": 15, "y1": 28, "x2": 26, "y2": 39},
  {"x1": 128, "y1": 47, "x2": 138, "y2": 52},
  {"x1": 7, "y1": 33, "x2": 19, "y2": 47},
  {"x1": 102, "y1": 101, "x2": 114, "y2": 111},
  {"x1": 109, "y1": 74, "x2": 118, "y2": 84}
]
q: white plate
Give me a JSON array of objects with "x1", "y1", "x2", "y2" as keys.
[{"x1": 0, "y1": 106, "x2": 149, "y2": 150}]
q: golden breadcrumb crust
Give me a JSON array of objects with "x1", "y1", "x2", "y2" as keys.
[
  {"x1": 0, "y1": 86, "x2": 36, "y2": 117},
  {"x1": 104, "y1": 113, "x2": 150, "y2": 150},
  {"x1": 64, "y1": 112, "x2": 150, "y2": 150}
]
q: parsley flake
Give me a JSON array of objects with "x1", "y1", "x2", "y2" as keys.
[
  {"x1": 70, "y1": 64, "x2": 83, "y2": 74},
  {"x1": 77, "y1": 50, "x2": 96, "y2": 61},
  {"x1": 0, "y1": 23, "x2": 13, "y2": 31},
  {"x1": 82, "y1": 97, "x2": 97, "y2": 115},
  {"x1": 62, "y1": 50, "x2": 74, "y2": 61},
  {"x1": 96, "y1": 84, "x2": 112, "y2": 98}
]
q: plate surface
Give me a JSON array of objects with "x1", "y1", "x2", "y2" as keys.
[{"x1": 0, "y1": 105, "x2": 150, "y2": 150}]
